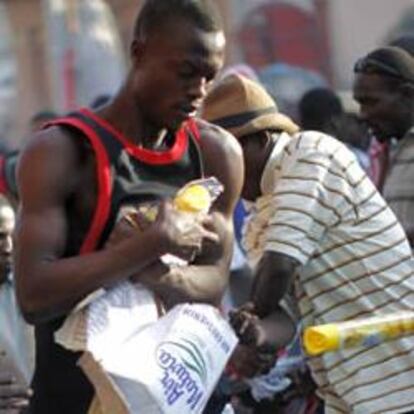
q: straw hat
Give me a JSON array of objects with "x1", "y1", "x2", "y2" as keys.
[{"x1": 201, "y1": 74, "x2": 299, "y2": 138}]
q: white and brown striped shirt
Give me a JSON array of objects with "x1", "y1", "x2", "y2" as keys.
[{"x1": 243, "y1": 131, "x2": 414, "y2": 414}]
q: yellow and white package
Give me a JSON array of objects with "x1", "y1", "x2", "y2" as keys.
[
  {"x1": 119, "y1": 177, "x2": 223, "y2": 266},
  {"x1": 303, "y1": 311, "x2": 414, "y2": 356}
]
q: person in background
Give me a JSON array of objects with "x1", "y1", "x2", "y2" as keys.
[
  {"x1": 0, "y1": 110, "x2": 58, "y2": 208},
  {"x1": 353, "y1": 46, "x2": 414, "y2": 248},
  {"x1": 298, "y1": 87, "x2": 370, "y2": 170},
  {"x1": 14, "y1": 1, "x2": 244, "y2": 413},
  {"x1": 298, "y1": 87, "x2": 343, "y2": 132},
  {"x1": 364, "y1": 37, "x2": 414, "y2": 192},
  {"x1": 0, "y1": 198, "x2": 32, "y2": 413},
  {"x1": 202, "y1": 74, "x2": 414, "y2": 414},
  {"x1": 202, "y1": 75, "x2": 318, "y2": 414}
]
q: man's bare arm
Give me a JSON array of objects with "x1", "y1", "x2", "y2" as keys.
[
  {"x1": 137, "y1": 123, "x2": 244, "y2": 305},
  {"x1": 14, "y1": 129, "x2": 217, "y2": 323},
  {"x1": 251, "y1": 251, "x2": 300, "y2": 318}
]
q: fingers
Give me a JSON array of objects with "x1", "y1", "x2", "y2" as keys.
[
  {"x1": 229, "y1": 308, "x2": 260, "y2": 347},
  {"x1": 199, "y1": 227, "x2": 220, "y2": 244}
]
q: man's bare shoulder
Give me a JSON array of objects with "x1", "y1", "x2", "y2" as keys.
[
  {"x1": 18, "y1": 126, "x2": 89, "y2": 202},
  {"x1": 21, "y1": 125, "x2": 83, "y2": 159},
  {"x1": 196, "y1": 118, "x2": 242, "y2": 160},
  {"x1": 195, "y1": 119, "x2": 243, "y2": 215}
]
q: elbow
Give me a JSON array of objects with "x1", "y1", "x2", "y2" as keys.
[
  {"x1": 19, "y1": 299, "x2": 57, "y2": 325},
  {"x1": 18, "y1": 293, "x2": 45, "y2": 325},
  {"x1": 21, "y1": 309, "x2": 42, "y2": 325},
  {"x1": 16, "y1": 281, "x2": 53, "y2": 325}
]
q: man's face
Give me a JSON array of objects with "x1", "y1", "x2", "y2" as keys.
[
  {"x1": 238, "y1": 132, "x2": 272, "y2": 201},
  {"x1": 0, "y1": 205, "x2": 14, "y2": 282},
  {"x1": 353, "y1": 72, "x2": 411, "y2": 141},
  {"x1": 131, "y1": 19, "x2": 225, "y2": 131}
]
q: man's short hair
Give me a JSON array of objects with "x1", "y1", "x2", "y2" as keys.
[
  {"x1": 299, "y1": 87, "x2": 343, "y2": 131},
  {"x1": 354, "y1": 46, "x2": 414, "y2": 85},
  {"x1": 133, "y1": 0, "x2": 223, "y2": 41}
]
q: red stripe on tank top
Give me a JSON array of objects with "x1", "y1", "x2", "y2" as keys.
[
  {"x1": 79, "y1": 107, "x2": 198, "y2": 165},
  {"x1": 185, "y1": 118, "x2": 201, "y2": 142},
  {"x1": 46, "y1": 118, "x2": 112, "y2": 254}
]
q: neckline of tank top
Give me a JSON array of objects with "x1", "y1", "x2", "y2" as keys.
[{"x1": 79, "y1": 107, "x2": 190, "y2": 165}]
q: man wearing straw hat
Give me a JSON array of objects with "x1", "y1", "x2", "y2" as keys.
[{"x1": 201, "y1": 74, "x2": 414, "y2": 414}]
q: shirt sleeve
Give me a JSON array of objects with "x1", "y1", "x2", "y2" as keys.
[{"x1": 263, "y1": 145, "x2": 354, "y2": 265}]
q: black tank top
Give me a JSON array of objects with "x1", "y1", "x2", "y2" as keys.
[{"x1": 29, "y1": 108, "x2": 203, "y2": 413}]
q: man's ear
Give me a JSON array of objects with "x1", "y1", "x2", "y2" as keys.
[{"x1": 130, "y1": 39, "x2": 145, "y2": 65}]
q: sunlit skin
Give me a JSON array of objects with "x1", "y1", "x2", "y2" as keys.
[
  {"x1": 353, "y1": 72, "x2": 414, "y2": 142},
  {"x1": 100, "y1": 18, "x2": 226, "y2": 149},
  {"x1": 238, "y1": 131, "x2": 275, "y2": 201}
]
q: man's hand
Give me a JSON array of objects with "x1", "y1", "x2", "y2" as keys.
[
  {"x1": 227, "y1": 344, "x2": 278, "y2": 379},
  {"x1": 107, "y1": 200, "x2": 220, "y2": 262},
  {"x1": 0, "y1": 373, "x2": 31, "y2": 413},
  {"x1": 230, "y1": 303, "x2": 278, "y2": 352},
  {"x1": 155, "y1": 200, "x2": 220, "y2": 260},
  {"x1": 228, "y1": 303, "x2": 279, "y2": 378}
]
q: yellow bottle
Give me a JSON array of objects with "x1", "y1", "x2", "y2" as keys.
[
  {"x1": 303, "y1": 312, "x2": 414, "y2": 356},
  {"x1": 174, "y1": 183, "x2": 212, "y2": 213},
  {"x1": 174, "y1": 177, "x2": 223, "y2": 213}
]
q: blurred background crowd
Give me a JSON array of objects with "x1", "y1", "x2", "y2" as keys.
[{"x1": 1, "y1": 0, "x2": 414, "y2": 151}]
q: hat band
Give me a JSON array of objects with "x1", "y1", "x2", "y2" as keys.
[{"x1": 211, "y1": 107, "x2": 278, "y2": 129}]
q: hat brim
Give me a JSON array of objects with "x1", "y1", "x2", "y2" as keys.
[{"x1": 227, "y1": 112, "x2": 300, "y2": 138}]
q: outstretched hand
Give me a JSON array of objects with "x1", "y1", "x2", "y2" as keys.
[
  {"x1": 228, "y1": 303, "x2": 279, "y2": 378},
  {"x1": 155, "y1": 200, "x2": 220, "y2": 260},
  {"x1": 107, "y1": 199, "x2": 220, "y2": 262}
]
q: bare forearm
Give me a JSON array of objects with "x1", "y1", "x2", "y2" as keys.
[
  {"x1": 15, "y1": 229, "x2": 162, "y2": 323},
  {"x1": 139, "y1": 262, "x2": 228, "y2": 308}
]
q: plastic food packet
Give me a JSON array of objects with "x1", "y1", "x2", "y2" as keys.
[
  {"x1": 120, "y1": 177, "x2": 223, "y2": 266},
  {"x1": 173, "y1": 177, "x2": 223, "y2": 213},
  {"x1": 303, "y1": 311, "x2": 414, "y2": 356},
  {"x1": 126, "y1": 176, "x2": 223, "y2": 224}
]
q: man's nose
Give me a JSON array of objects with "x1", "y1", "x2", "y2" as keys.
[{"x1": 188, "y1": 77, "x2": 208, "y2": 100}]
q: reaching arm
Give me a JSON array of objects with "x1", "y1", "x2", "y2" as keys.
[
  {"x1": 251, "y1": 251, "x2": 300, "y2": 318},
  {"x1": 14, "y1": 128, "x2": 218, "y2": 324},
  {"x1": 136, "y1": 122, "x2": 244, "y2": 306},
  {"x1": 137, "y1": 211, "x2": 232, "y2": 307}
]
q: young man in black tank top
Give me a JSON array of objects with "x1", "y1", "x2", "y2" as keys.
[{"x1": 14, "y1": 1, "x2": 243, "y2": 413}]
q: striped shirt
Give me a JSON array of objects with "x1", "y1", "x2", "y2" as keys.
[
  {"x1": 242, "y1": 131, "x2": 414, "y2": 414},
  {"x1": 383, "y1": 128, "x2": 414, "y2": 245}
]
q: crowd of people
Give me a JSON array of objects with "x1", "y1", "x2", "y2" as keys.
[{"x1": 1, "y1": 1, "x2": 414, "y2": 413}]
